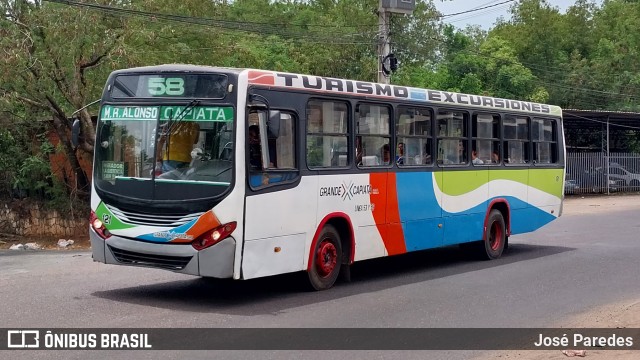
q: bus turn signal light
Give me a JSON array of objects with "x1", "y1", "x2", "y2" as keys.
[
  {"x1": 90, "y1": 211, "x2": 111, "y2": 239},
  {"x1": 192, "y1": 222, "x2": 237, "y2": 251}
]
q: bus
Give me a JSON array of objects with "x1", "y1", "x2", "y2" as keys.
[{"x1": 90, "y1": 64, "x2": 565, "y2": 290}]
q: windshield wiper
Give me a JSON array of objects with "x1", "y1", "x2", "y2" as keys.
[
  {"x1": 215, "y1": 166, "x2": 232, "y2": 177},
  {"x1": 165, "y1": 99, "x2": 201, "y2": 134},
  {"x1": 153, "y1": 99, "x2": 201, "y2": 183}
]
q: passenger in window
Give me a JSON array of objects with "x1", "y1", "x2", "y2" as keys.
[
  {"x1": 249, "y1": 125, "x2": 262, "y2": 169},
  {"x1": 382, "y1": 144, "x2": 391, "y2": 165},
  {"x1": 459, "y1": 141, "x2": 467, "y2": 162},
  {"x1": 445, "y1": 140, "x2": 466, "y2": 164},
  {"x1": 157, "y1": 121, "x2": 200, "y2": 173},
  {"x1": 249, "y1": 125, "x2": 276, "y2": 170},
  {"x1": 472, "y1": 149, "x2": 484, "y2": 165},
  {"x1": 491, "y1": 151, "x2": 500, "y2": 164},
  {"x1": 396, "y1": 142, "x2": 405, "y2": 165},
  {"x1": 423, "y1": 144, "x2": 432, "y2": 164}
]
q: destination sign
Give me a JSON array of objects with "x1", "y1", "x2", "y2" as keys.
[
  {"x1": 111, "y1": 73, "x2": 227, "y2": 99},
  {"x1": 100, "y1": 105, "x2": 234, "y2": 122},
  {"x1": 159, "y1": 106, "x2": 233, "y2": 122}
]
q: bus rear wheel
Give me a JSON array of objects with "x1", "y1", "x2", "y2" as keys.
[
  {"x1": 483, "y1": 209, "x2": 506, "y2": 260},
  {"x1": 308, "y1": 225, "x2": 342, "y2": 291}
]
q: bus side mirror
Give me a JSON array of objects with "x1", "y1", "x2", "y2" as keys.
[
  {"x1": 268, "y1": 110, "x2": 281, "y2": 138},
  {"x1": 71, "y1": 118, "x2": 81, "y2": 149}
]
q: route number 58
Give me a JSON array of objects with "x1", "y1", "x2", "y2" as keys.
[{"x1": 148, "y1": 77, "x2": 185, "y2": 96}]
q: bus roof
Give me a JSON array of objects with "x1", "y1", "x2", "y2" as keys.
[
  {"x1": 108, "y1": 65, "x2": 562, "y2": 117},
  {"x1": 243, "y1": 68, "x2": 563, "y2": 117},
  {"x1": 110, "y1": 64, "x2": 245, "y2": 76}
]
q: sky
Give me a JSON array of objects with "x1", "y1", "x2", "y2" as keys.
[{"x1": 433, "y1": 0, "x2": 599, "y2": 30}]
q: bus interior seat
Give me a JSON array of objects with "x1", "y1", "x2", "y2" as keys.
[
  {"x1": 362, "y1": 155, "x2": 380, "y2": 166},
  {"x1": 220, "y1": 142, "x2": 233, "y2": 160}
]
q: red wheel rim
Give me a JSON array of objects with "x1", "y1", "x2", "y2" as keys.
[
  {"x1": 489, "y1": 221, "x2": 503, "y2": 251},
  {"x1": 315, "y1": 239, "x2": 337, "y2": 278}
]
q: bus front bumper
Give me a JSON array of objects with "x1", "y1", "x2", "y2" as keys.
[{"x1": 90, "y1": 229, "x2": 235, "y2": 278}]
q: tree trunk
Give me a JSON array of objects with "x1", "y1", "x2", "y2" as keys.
[{"x1": 51, "y1": 114, "x2": 90, "y2": 195}]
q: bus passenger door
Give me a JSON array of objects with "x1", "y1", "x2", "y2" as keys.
[{"x1": 242, "y1": 109, "x2": 314, "y2": 280}]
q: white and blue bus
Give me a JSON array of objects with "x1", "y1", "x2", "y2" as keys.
[{"x1": 90, "y1": 65, "x2": 565, "y2": 290}]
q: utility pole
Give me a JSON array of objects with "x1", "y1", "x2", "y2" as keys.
[
  {"x1": 378, "y1": 8, "x2": 390, "y2": 84},
  {"x1": 377, "y1": 0, "x2": 415, "y2": 84}
]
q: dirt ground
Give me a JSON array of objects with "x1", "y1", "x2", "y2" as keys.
[
  {"x1": 0, "y1": 232, "x2": 90, "y2": 250},
  {"x1": 561, "y1": 193, "x2": 640, "y2": 216}
]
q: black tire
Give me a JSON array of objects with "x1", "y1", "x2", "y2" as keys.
[
  {"x1": 308, "y1": 224, "x2": 342, "y2": 291},
  {"x1": 482, "y1": 209, "x2": 506, "y2": 260}
]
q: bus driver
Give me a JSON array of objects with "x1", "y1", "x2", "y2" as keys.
[{"x1": 157, "y1": 121, "x2": 200, "y2": 173}]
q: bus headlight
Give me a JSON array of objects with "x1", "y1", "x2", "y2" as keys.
[{"x1": 192, "y1": 222, "x2": 237, "y2": 251}]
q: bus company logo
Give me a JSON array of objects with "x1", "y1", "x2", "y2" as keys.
[
  {"x1": 7, "y1": 330, "x2": 40, "y2": 348},
  {"x1": 102, "y1": 213, "x2": 112, "y2": 225},
  {"x1": 153, "y1": 231, "x2": 194, "y2": 241},
  {"x1": 319, "y1": 182, "x2": 378, "y2": 201}
]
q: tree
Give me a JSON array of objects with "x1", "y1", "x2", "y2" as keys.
[
  {"x1": 412, "y1": 25, "x2": 547, "y2": 102},
  {"x1": 1, "y1": 0, "x2": 129, "y2": 194}
]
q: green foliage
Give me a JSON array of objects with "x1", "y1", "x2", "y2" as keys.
[
  {"x1": 3, "y1": 0, "x2": 640, "y2": 209},
  {"x1": 424, "y1": 27, "x2": 544, "y2": 101},
  {"x1": 491, "y1": 0, "x2": 640, "y2": 110},
  {"x1": 13, "y1": 155, "x2": 52, "y2": 196},
  {"x1": 0, "y1": 110, "x2": 41, "y2": 197}
]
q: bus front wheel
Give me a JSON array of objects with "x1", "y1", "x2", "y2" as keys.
[
  {"x1": 483, "y1": 209, "x2": 506, "y2": 260},
  {"x1": 308, "y1": 225, "x2": 342, "y2": 291}
]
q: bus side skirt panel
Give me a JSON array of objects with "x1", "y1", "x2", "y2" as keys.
[{"x1": 199, "y1": 237, "x2": 236, "y2": 278}]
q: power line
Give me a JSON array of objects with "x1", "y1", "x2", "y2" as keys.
[
  {"x1": 468, "y1": 0, "x2": 506, "y2": 11},
  {"x1": 566, "y1": 112, "x2": 640, "y2": 130},
  {"x1": 440, "y1": 0, "x2": 516, "y2": 18},
  {"x1": 448, "y1": 4, "x2": 512, "y2": 24},
  {"x1": 42, "y1": 0, "x2": 378, "y2": 45},
  {"x1": 44, "y1": 0, "x2": 378, "y2": 30}
]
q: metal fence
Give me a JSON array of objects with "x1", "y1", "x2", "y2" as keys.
[{"x1": 566, "y1": 152, "x2": 640, "y2": 194}]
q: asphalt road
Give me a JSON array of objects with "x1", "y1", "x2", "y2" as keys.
[{"x1": 1, "y1": 195, "x2": 640, "y2": 359}]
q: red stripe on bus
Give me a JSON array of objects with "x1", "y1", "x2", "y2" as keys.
[
  {"x1": 248, "y1": 71, "x2": 275, "y2": 85},
  {"x1": 371, "y1": 173, "x2": 406, "y2": 256}
]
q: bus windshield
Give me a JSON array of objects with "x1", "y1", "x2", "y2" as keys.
[{"x1": 94, "y1": 103, "x2": 235, "y2": 201}]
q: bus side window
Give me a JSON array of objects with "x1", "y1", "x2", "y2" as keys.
[
  {"x1": 306, "y1": 100, "x2": 349, "y2": 169},
  {"x1": 396, "y1": 106, "x2": 433, "y2": 167},
  {"x1": 503, "y1": 115, "x2": 530, "y2": 164},
  {"x1": 266, "y1": 113, "x2": 295, "y2": 170},
  {"x1": 472, "y1": 113, "x2": 500, "y2": 166},
  {"x1": 356, "y1": 103, "x2": 391, "y2": 168},
  {"x1": 248, "y1": 111, "x2": 298, "y2": 188}
]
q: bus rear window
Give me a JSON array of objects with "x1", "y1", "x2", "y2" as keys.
[{"x1": 111, "y1": 74, "x2": 228, "y2": 99}]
